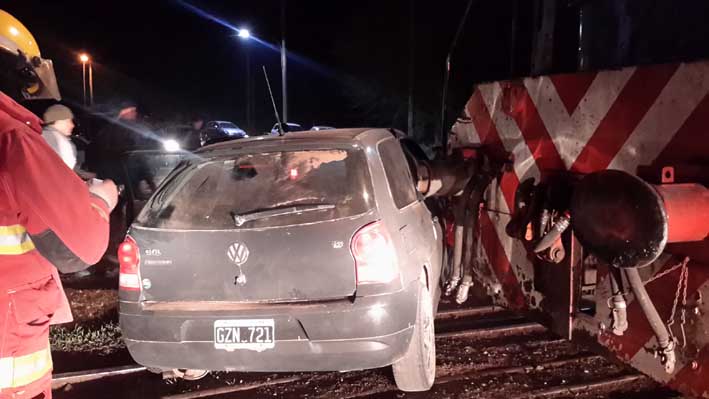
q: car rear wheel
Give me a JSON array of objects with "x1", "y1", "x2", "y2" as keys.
[
  {"x1": 168, "y1": 369, "x2": 209, "y2": 381},
  {"x1": 392, "y1": 272, "x2": 436, "y2": 391}
]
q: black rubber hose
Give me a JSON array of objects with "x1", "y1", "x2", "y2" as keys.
[
  {"x1": 610, "y1": 267, "x2": 624, "y2": 298},
  {"x1": 454, "y1": 178, "x2": 478, "y2": 288},
  {"x1": 455, "y1": 176, "x2": 489, "y2": 303},
  {"x1": 446, "y1": 160, "x2": 480, "y2": 294},
  {"x1": 609, "y1": 267, "x2": 628, "y2": 335},
  {"x1": 460, "y1": 175, "x2": 493, "y2": 282},
  {"x1": 624, "y1": 268, "x2": 671, "y2": 349},
  {"x1": 533, "y1": 212, "x2": 571, "y2": 253},
  {"x1": 450, "y1": 196, "x2": 468, "y2": 283}
]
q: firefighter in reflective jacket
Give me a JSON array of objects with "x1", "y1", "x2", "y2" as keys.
[{"x1": 0, "y1": 10, "x2": 118, "y2": 399}]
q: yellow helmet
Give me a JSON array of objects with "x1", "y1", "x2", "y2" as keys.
[{"x1": 0, "y1": 9, "x2": 60, "y2": 100}]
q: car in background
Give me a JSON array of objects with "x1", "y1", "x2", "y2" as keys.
[
  {"x1": 310, "y1": 125, "x2": 336, "y2": 131},
  {"x1": 200, "y1": 121, "x2": 248, "y2": 146},
  {"x1": 118, "y1": 128, "x2": 444, "y2": 391},
  {"x1": 270, "y1": 122, "x2": 303, "y2": 135}
]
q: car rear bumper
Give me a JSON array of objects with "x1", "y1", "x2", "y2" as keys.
[
  {"x1": 119, "y1": 282, "x2": 418, "y2": 372},
  {"x1": 123, "y1": 327, "x2": 412, "y2": 372}
]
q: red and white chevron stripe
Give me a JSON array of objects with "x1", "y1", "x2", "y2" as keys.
[{"x1": 451, "y1": 60, "x2": 709, "y2": 397}]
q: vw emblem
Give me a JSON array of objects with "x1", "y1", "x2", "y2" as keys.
[{"x1": 227, "y1": 242, "x2": 250, "y2": 266}]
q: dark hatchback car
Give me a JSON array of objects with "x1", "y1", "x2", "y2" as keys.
[
  {"x1": 270, "y1": 122, "x2": 303, "y2": 135},
  {"x1": 118, "y1": 129, "x2": 444, "y2": 391},
  {"x1": 199, "y1": 121, "x2": 248, "y2": 147}
]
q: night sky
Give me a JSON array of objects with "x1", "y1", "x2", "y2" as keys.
[
  {"x1": 6, "y1": 1, "x2": 709, "y2": 145},
  {"x1": 7, "y1": 0, "x2": 481, "y2": 143}
]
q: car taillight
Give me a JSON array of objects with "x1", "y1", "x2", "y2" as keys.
[
  {"x1": 118, "y1": 235, "x2": 141, "y2": 291},
  {"x1": 351, "y1": 221, "x2": 399, "y2": 284}
]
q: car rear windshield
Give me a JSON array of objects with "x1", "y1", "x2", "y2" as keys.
[
  {"x1": 218, "y1": 122, "x2": 239, "y2": 129},
  {"x1": 136, "y1": 149, "x2": 374, "y2": 229}
]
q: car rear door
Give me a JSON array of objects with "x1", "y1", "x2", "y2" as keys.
[{"x1": 376, "y1": 139, "x2": 441, "y2": 286}]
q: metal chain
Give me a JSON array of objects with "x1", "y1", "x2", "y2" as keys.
[
  {"x1": 663, "y1": 257, "x2": 690, "y2": 347},
  {"x1": 680, "y1": 262, "x2": 690, "y2": 348},
  {"x1": 644, "y1": 257, "x2": 689, "y2": 285},
  {"x1": 665, "y1": 266, "x2": 681, "y2": 335}
]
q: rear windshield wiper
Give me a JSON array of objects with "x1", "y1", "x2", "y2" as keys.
[{"x1": 232, "y1": 204, "x2": 335, "y2": 227}]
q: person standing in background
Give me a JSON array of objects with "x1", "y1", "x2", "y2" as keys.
[{"x1": 41, "y1": 104, "x2": 76, "y2": 169}]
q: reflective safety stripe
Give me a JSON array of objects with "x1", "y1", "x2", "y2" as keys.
[
  {"x1": 0, "y1": 347, "x2": 52, "y2": 389},
  {"x1": 0, "y1": 224, "x2": 35, "y2": 255}
]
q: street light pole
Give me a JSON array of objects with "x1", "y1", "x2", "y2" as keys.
[
  {"x1": 79, "y1": 53, "x2": 89, "y2": 107},
  {"x1": 88, "y1": 62, "x2": 94, "y2": 107},
  {"x1": 237, "y1": 29, "x2": 253, "y2": 131},
  {"x1": 82, "y1": 62, "x2": 86, "y2": 107},
  {"x1": 408, "y1": 0, "x2": 415, "y2": 137},
  {"x1": 281, "y1": 0, "x2": 287, "y2": 123},
  {"x1": 245, "y1": 44, "x2": 252, "y2": 131}
]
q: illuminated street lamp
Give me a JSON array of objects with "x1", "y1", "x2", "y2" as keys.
[
  {"x1": 79, "y1": 53, "x2": 94, "y2": 107},
  {"x1": 237, "y1": 29, "x2": 250, "y2": 39},
  {"x1": 79, "y1": 53, "x2": 88, "y2": 106}
]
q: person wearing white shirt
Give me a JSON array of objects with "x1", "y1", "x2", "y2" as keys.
[{"x1": 41, "y1": 104, "x2": 77, "y2": 169}]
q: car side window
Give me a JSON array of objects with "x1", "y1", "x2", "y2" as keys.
[{"x1": 377, "y1": 139, "x2": 418, "y2": 209}]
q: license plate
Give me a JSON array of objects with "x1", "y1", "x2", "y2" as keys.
[{"x1": 214, "y1": 319, "x2": 275, "y2": 352}]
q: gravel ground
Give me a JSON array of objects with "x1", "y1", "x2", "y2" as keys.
[
  {"x1": 51, "y1": 275, "x2": 132, "y2": 373},
  {"x1": 62, "y1": 288, "x2": 118, "y2": 326}
]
